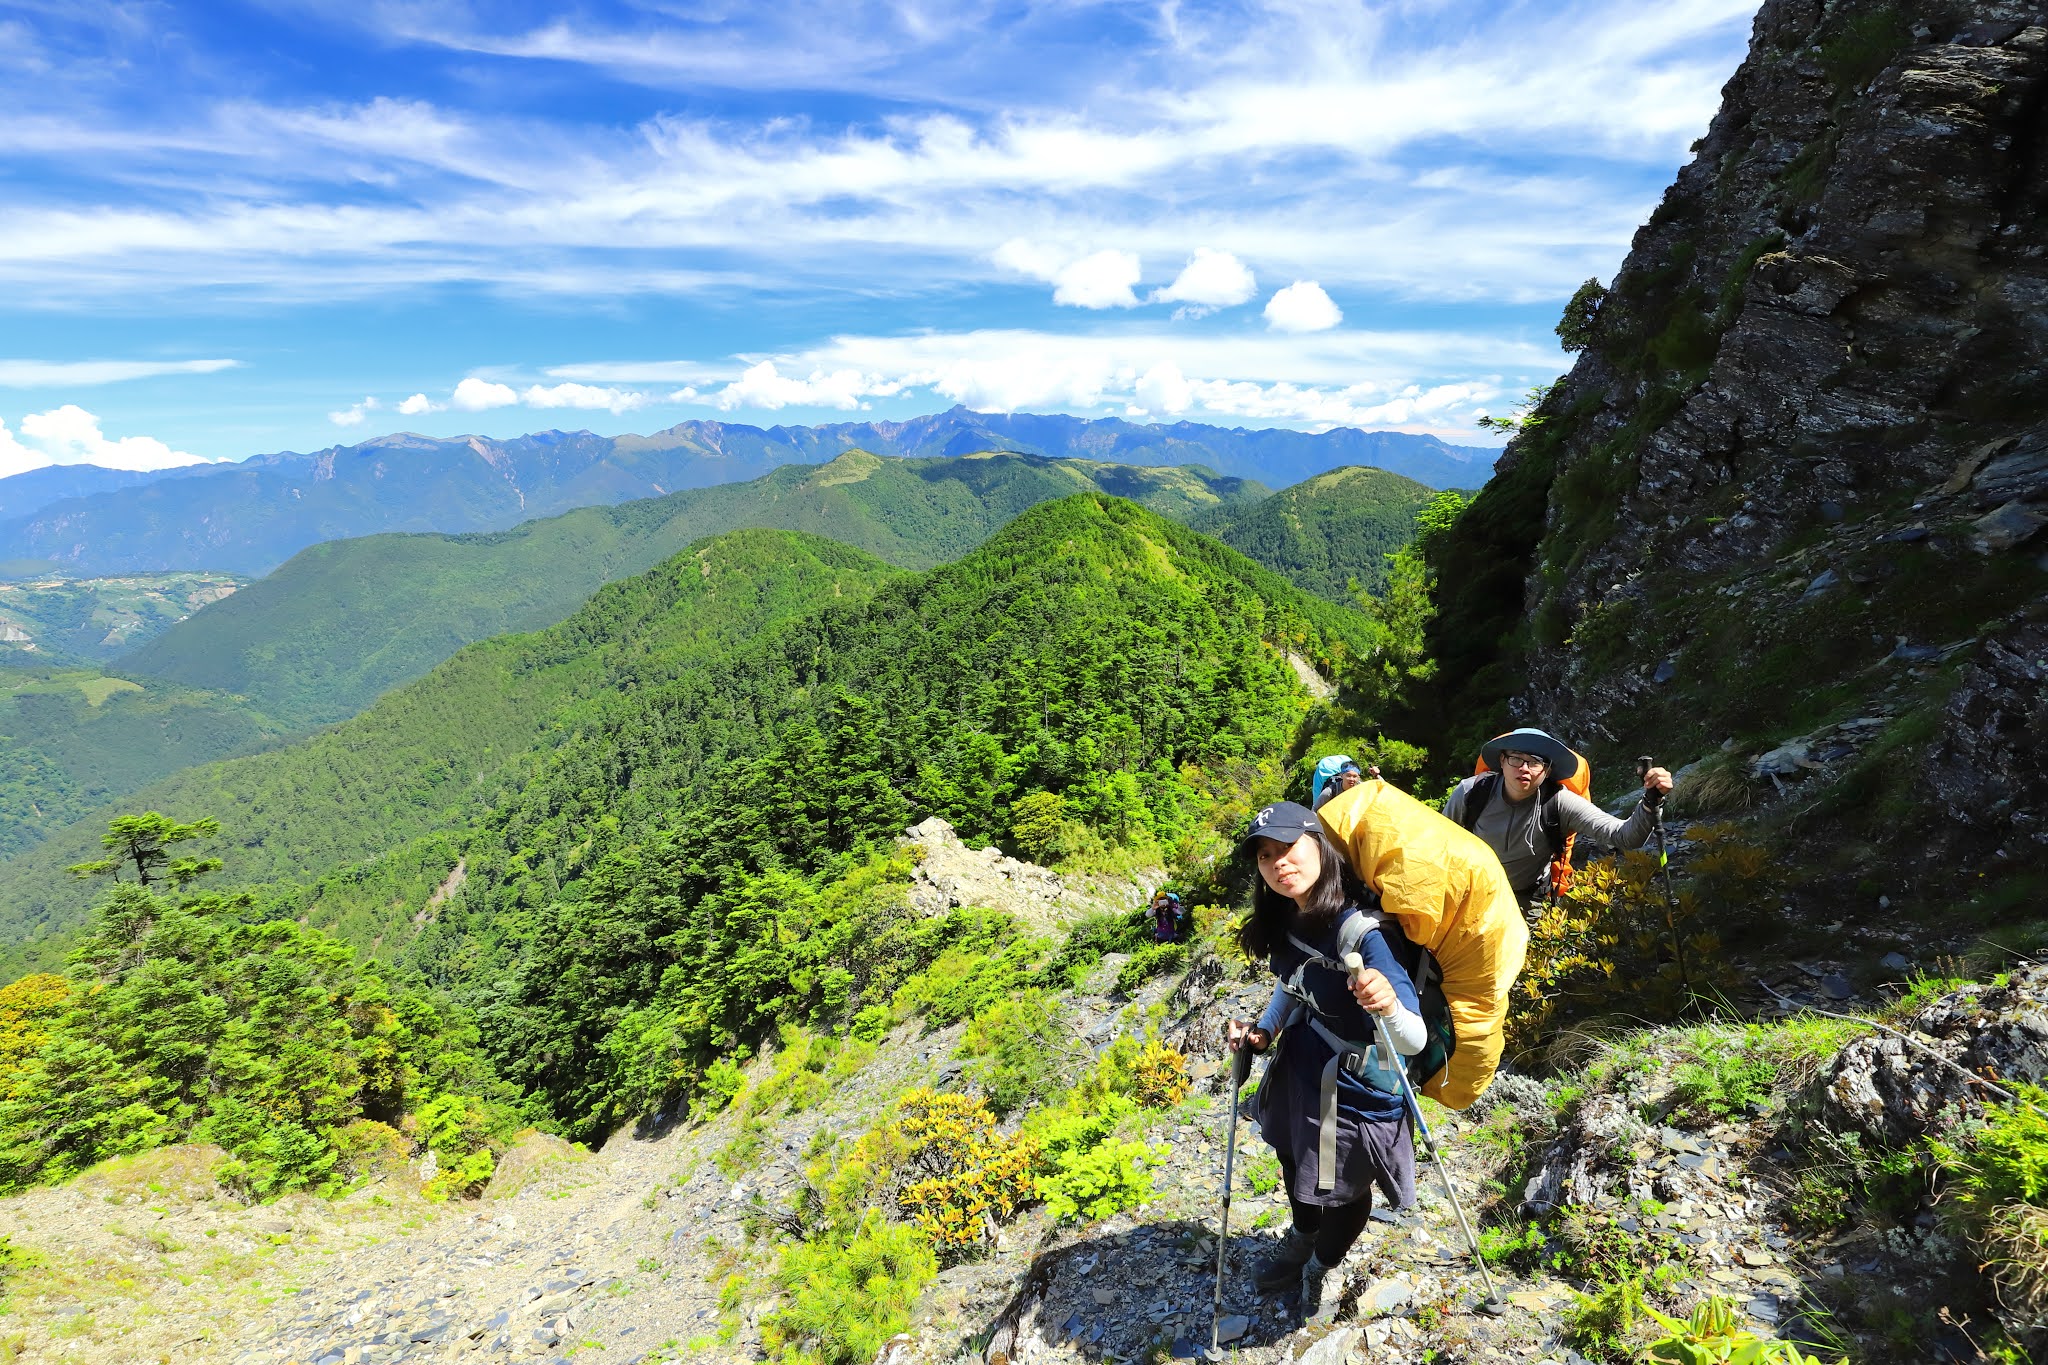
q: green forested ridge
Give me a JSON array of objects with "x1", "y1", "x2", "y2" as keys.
[
  {"x1": 120, "y1": 450, "x2": 1265, "y2": 728},
  {"x1": 394, "y1": 495, "x2": 1362, "y2": 1136},
  {"x1": 0, "y1": 530, "x2": 904, "y2": 981},
  {"x1": 1190, "y1": 464, "x2": 1441, "y2": 602},
  {"x1": 0, "y1": 880, "x2": 516, "y2": 1202},
  {"x1": 2, "y1": 496, "x2": 1359, "y2": 1147},
  {"x1": 0, "y1": 668, "x2": 283, "y2": 861}
]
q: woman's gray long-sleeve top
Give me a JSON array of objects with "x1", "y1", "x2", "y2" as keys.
[{"x1": 1442, "y1": 776, "x2": 1655, "y2": 895}]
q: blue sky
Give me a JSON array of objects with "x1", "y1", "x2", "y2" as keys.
[{"x1": 0, "y1": 0, "x2": 1759, "y2": 474}]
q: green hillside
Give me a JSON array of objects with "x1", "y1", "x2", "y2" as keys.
[
  {"x1": 0, "y1": 572, "x2": 245, "y2": 664},
  {"x1": 1190, "y1": 464, "x2": 1440, "y2": 601},
  {"x1": 0, "y1": 667, "x2": 282, "y2": 858},
  {"x1": 0, "y1": 530, "x2": 902, "y2": 979},
  {"x1": 121, "y1": 450, "x2": 1265, "y2": 727},
  {"x1": 380, "y1": 494, "x2": 1365, "y2": 1133}
]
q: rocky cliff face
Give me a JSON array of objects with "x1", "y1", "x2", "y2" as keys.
[{"x1": 1432, "y1": 0, "x2": 2048, "y2": 886}]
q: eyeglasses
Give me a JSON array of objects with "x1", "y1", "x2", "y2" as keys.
[{"x1": 1499, "y1": 751, "x2": 1549, "y2": 771}]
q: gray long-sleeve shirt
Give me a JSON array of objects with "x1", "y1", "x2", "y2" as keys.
[{"x1": 1442, "y1": 774, "x2": 1655, "y2": 895}]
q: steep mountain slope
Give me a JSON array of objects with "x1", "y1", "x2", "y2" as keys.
[
  {"x1": 1191, "y1": 464, "x2": 1442, "y2": 601},
  {"x1": 1422, "y1": 0, "x2": 2048, "y2": 892},
  {"x1": 0, "y1": 531, "x2": 902, "y2": 979},
  {"x1": 119, "y1": 450, "x2": 1263, "y2": 727},
  {"x1": 0, "y1": 667, "x2": 282, "y2": 858},
  {"x1": 0, "y1": 412, "x2": 1485, "y2": 576},
  {"x1": 393, "y1": 494, "x2": 1364, "y2": 1132}
]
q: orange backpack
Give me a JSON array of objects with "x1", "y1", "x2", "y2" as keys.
[{"x1": 1464, "y1": 741, "x2": 1592, "y2": 898}]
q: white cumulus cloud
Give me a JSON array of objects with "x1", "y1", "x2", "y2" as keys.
[
  {"x1": 329, "y1": 396, "x2": 380, "y2": 427},
  {"x1": 521, "y1": 382, "x2": 647, "y2": 413},
  {"x1": 1264, "y1": 281, "x2": 1343, "y2": 333},
  {"x1": 1052, "y1": 250, "x2": 1142, "y2": 309},
  {"x1": 0, "y1": 405, "x2": 215, "y2": 478},
  {"x1": 1151, "y1": 249, "x2": 1256, "y2": 311},
  {"x1": 450, "y1": 377, "x2": 518, "y2": 411},
  {"x1": 995, "y1": 240, "x2": 1143, "y2": 309},
  {"x1": 712, "y1": 361, "x2": 900, "y2": 411},
  {"x1": 397, "y1": 392, "x2": 438, "y2": 415}
]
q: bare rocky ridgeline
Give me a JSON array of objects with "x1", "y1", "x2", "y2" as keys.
[{"x1": 7, "y1": 934, "x2": 2040, "y2": 1365}]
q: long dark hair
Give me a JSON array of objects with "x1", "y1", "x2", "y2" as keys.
[{"x1": 1235, "y1": 828, "x2": 1365, "y2": 961}]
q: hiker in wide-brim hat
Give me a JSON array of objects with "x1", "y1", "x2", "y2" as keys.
[
  {"x1": 1448, "y1": 726, "x2": 1675, "y2": 916},
  {"x1": 1223, "y1": 801, "x2": 1426, "y2": 1322}
]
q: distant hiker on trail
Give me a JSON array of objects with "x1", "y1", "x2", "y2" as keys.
[
  {"x1": 1151, "y1": 890, "x2": 1184, "y2": 943},
  {"x1": 1224, "y1": 801, "x2": 1426, "y2": 1321},
  {"x1": 1310, "y1": 755, "x2": 1364, "y2": 809},
  {"x1": 1443, "y1": 727, "x2": 1674, "y2": 920}
]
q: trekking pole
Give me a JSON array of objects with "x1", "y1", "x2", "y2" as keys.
[
  {"x1": 1347, "y1": 953, "x2": 1505, "y2": 1316},
  {"x1": 1636, "y1": 756, "x2": 1694, "y2": 1001},
  {"x1": 1210, "y1": 1039, "x2": 1253, "y2": 1357}
]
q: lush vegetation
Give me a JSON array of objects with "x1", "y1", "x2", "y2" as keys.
[
  {"x1": 1190, "y1": 463, "x2": 1442, "y2": 602},
  {"x1": 0, "y1": 530, "x2": 903, "y2": 980},
  {"x1": 0, "y1": 666, "x2": 282, "y2": 861},
  {"x1": 120, "y1": 450, "x2": 1263, "y2": 727},
  {"x1": 0, "y1": 839, "x2": 514, "y2": 1201},
  {"x1": 426, "y1": 496, "x2": 1360, "y2": 1136}
]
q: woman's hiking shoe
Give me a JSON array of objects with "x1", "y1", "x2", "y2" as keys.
[
  {"x1": 1299, "y1": 1253, "x2": 1344, "y2": 1323},
  {"x1": 1251, "y1": 1228, "x2": 1313, "y2": 1291}
]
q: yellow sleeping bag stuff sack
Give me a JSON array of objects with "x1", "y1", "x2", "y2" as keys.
[{"x1": 1315, "y1": 778, "x2": 1528, "y2": 1109}]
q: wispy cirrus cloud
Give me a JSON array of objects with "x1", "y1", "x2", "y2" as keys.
[
  {"x1": 0, "y1": 358, "x2": 240, "y2": 386},
  {"x1": 0, "y1": 0, "x2": 1756, "y2": 306},
  {"x1": 0, "y1": 0, "x2": 1757, "y2": 448}
]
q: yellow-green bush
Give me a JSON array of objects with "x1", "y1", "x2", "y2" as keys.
[
  {"x1": 1646, "y1": 1296, "x2": 1846, "y2": 1364},
  {"x1": 890, "y1": 1090, "x2": 1041, "y2": 1261},
  {"x1": 1509, "y1": 852, "x2": 1734, "y2": 1055},
  {"x1": 760, "y1": 1212, "x2": 936, "y2": 1365},
  {"x1": 1027, "y1": 1094, "x2": 1165, "y2": 1225}
]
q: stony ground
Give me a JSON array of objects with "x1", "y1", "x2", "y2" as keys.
[{"x1": 2, "y1": 934, "x2": 1906, "y2": 1365}]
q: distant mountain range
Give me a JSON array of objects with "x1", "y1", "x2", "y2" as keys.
[
  {"x1": 118, "y1": 450, "x2": 1265, "y2": 727},
  {"x1": 0, "y1": 408, "x2": 1494, "y2": 576}
]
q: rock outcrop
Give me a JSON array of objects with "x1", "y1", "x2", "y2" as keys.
[
  {"x1": 899, "y1": 817, "x2": 1154, "y2": 933},
  {"x1": 1816, "y1": 962, "x2": 2048, "y2": 1144},
  {"x1": 1432, "y1": 0, "x2": 2048, "y2": 883}
]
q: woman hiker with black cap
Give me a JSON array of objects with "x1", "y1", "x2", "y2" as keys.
[
  {"x1": 1223, "y1": 800, "x2": 1428, "y2": 1322},
  {"x1": 1443, "y1": 726, "x2": 1675, "y2": 917}
]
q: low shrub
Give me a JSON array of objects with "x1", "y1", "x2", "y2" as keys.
[
  {"x1": 1114, "y1": 942, "x2": 1186, "y2": 996},
  {"x1": 959, "y1": 990, "x2": 1084, "y2": 1115},
  {"x1": 891, "y1": 1091, "x2": 1040, "y2": 1262},
  {"x1": 760, "y1": 1212, "x2": 935, "y2": 1365},
  {"x1": 1646, "y1": 1295, "x2": 1847, "y2": 1364}
]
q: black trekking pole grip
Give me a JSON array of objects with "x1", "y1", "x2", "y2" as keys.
[{"x1": 1636, "y1": 754, "x2": 1665, "y2": 811}]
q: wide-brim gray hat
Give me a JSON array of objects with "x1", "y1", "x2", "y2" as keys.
[{"x1": 1479, "y1": 728, "x2": 1581, "y2": 783}]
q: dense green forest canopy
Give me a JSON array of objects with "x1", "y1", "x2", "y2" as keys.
[
  {"x1": 119, "y1": 450, "x2": 1266, "y2": 728},
  {"x1": 0, "y1": 530, "x2": 903, "y2": 980},
  {"x1": 391, "y1": 495, "x2": 1366, "y2": 1136},
  {"x1": 1191, "y1": 465, "x2": 1441, "y2": 602},
  {"x1": 0, "y1": 667, "x2": 283, "y2": 861}
]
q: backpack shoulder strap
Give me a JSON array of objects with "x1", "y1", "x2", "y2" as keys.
[
  {"x1": 1458, "y1": 773, "x2": 1498, "y2": 831},
  {"x1": 1538, "y1": 779, "x2": 1565, "y2": 856}
]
